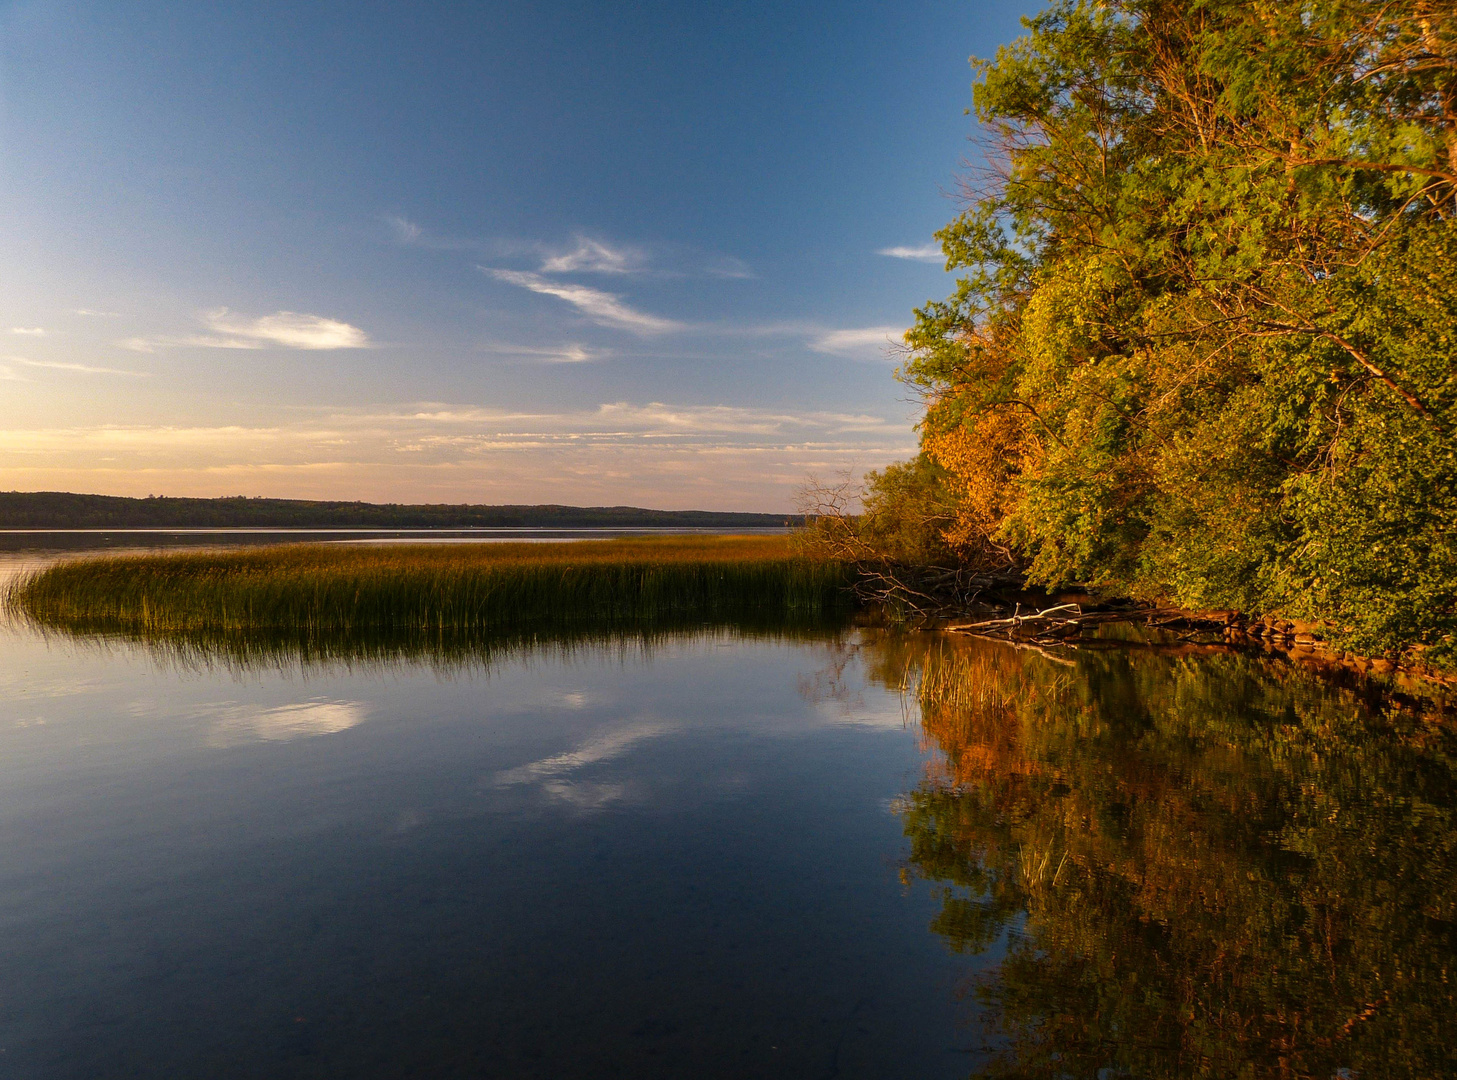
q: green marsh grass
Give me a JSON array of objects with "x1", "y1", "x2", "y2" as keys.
[{"x1": 6, "y1": 536, "x2": 856, "y2": 654}]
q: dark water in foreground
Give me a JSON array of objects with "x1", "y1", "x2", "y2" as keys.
[{"x1": 2, "y1": 543, "x2": 1454, "y2": 1078}]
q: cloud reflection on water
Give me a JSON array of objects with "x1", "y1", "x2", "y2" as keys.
[
  {"x1": 206, "y1": 698, "x2": 367, "y2": 747},
  {"x1": 492, "y1": 721, "x2": 677, "y2": 810}
]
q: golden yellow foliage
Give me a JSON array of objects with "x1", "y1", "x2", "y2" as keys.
[{"x1": 922, "y1": 394, "x2": 1027, "y2": 556}]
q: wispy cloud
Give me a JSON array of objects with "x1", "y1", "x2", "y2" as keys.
[
  {"x1": 384, "y1": 214, "x2": 479, "y2": 251},
  {"x1": 540, "y1": 236, "x2": 647, "y2": 275},
  {"x1": 877, "y1": 243, "x2": 943, "y2": 263},
  {"x1": 11, "y1": 327, "x2": 46, "y2": 337},
  {"x1": 123, "y1": 309, "x2": 371, "y2": 352},
  {"x1": 536, "y1": 236, "x2": 751, "y2": 279},
  {"x1": 591, "y1": 401, "x2": 899, "y2": 436},
  {"x1": 118, "y1": 337, "x2": 170, "y2": 354},
  {"x1": 484, "y1": 269, "x2": 683, "y2": 334},
  {"x1": 8, "y1": 357, "x2": 148, "y2": 377},
  {"x1": 809, "y1": 326, "x2": 905, "y2": 356},
  {"x1": 704, "y1": 255, "x2": 753, "y2": 279},
  {"x1": 121, "y1": 333, "x2": 265, "y2": 353},
  {"x1": 74, "y1": 309, "x2": 123, "y2": 317},
  {"x1": 337, "y1": 400, "x2": 901, "y2": 438},
  {"x1": 480, "y1": 343, "x2": 606, "y2": 364},
  {"x1": 387, "y1": 215, "x2": 423, "y2": 244},
  {"x1": 205, "y1": 310, "x2": 370, "y2": 349},
  {"x1": 390, "y1": 217, "x2": 752, "y2": 284},
  {"x1": 0, "y1": 402, "x2": 915, "y2": 508}
]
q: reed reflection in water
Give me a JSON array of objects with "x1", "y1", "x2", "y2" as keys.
[
  {"x1": 9, "y1": 575, "x2": 1456, "y2": 1078},
  {"x1": 861, "y1": 633, "x2": 1457, "y2": 1079},
  {"x1": 15, "y1": 606, "x2": 859, "y2": 682},
  {"x1": 0, "y1": 598, "x2": 987, "y2": 1080}
]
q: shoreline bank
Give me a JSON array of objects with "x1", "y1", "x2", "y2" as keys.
[{"x1": 928, "y1": 596, "x2": 1455, "y2": 701}]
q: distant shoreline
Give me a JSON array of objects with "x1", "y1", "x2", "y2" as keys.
[{"x1": 0, "y1": 491, "x2": 799, "y2": 530}]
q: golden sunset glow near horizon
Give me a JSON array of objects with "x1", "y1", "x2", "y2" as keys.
[{"x1": 0, "y1": 2, "x2": 1029, "y2": 509}]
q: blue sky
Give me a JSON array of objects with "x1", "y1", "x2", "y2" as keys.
[{"x1": 0, "y1": 0, "x2": 1034, "y2": 510}]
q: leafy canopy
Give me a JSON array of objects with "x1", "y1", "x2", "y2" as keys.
[{"x1": 904, "y1": 0, "x2": 1457, "y2": 662}]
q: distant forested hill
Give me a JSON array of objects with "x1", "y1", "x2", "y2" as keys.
[{"x1": 0, "y1": 492, "x2": 796, "y2": 530}]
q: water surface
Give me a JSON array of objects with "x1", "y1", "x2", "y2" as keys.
[
  {"x1": 2, "y1": 542, "x2": 1454, "y2": 1079},
  {"x1": 0, "y1": 546, "x2": 983, "y2": 1079}
]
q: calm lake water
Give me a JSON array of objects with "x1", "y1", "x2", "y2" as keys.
[{"x1": 2, "y1": 537, "x2": 1454, "y2": 1078}]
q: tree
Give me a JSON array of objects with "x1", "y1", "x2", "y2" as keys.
[{"x1": 904, "y1": 0, "x2": 1457, "y2": 664}]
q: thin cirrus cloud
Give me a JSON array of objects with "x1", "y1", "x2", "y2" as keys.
[
  {"x1": 537, "y1": 237, "x2": 752, "y2": 280},
  {"x1": 704, "y1": 255, "x2": 753, "y2": 280},
  {"x1": 0, "y1": 401, "x2": 909, "y2": 459},
  {"x1": 7, "y1": 357, "x2": 148, "y2": 377},
  {"x1": 877, "y1": 243, "x2": 943, "y2": 263},
  {"x1": 339, "y1": 400, "x2": 901, "y2": 437},
  {"x1": 534, "y1": 235, "x2": 750, "y2": 279},
  {"x1": 387, "y1": 219, "x2": 636, "y2": 272},
  {"x1": 809, "y1": 326, "x2": 906, "y2": 356},
  {"x1": 391, "y1": 214, "x2": 752, "y2": 280},
  {"x1": 386, "y1": 214, "x2": 423, "y2": 244},
  {"x1": 590, "y1": 401, "x2": 900, "y2": 435},
  {"x1": 386, "y1": 219, "x2": 645, "y2": 274},
  {"x1": 479, "y1": 343, "x2": 606, "y2": 364},
  {"x1": 483, "y1": 269, "x2": 683, "y2": 335},
  {"x1": 0, "y1": 402, "x2": 916, "y2": 508},
  {"x1": 384, "y1": 214, "x2": 478, "y2": 251},
  {"x1": 11, "y1": 327, "x2": 47, "y2": 337},
  {"x1": 539, "y1": 236, "x2": 647, "y2": 275},
  {"x1": 122, "y1": 309, "x2": 371, "y2": 352}
]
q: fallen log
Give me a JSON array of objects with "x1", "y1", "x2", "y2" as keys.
[
  {"x1": 942, "y1": 603, "x2": 1083, "y2": 633},
  {"x1": 941, "y1": 603, "x2": 1228, "y2": 645}
]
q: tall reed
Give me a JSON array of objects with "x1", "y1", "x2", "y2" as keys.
[{"x1": 7, "y1": 536, "x2": 856, "y2": 641}]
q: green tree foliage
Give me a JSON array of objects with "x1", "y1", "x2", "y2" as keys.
[
  {"x1": 851, "y1": 454, "x2": 970, "y2": 565},
  {"x1": 795, "y1": 455, "x2": 1019, "y2": 616},
  {"x1": 905, "y1": 0, "x2": 1457, "y2": 664}
]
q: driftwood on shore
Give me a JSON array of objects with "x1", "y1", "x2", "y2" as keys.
[
  {"x1": 933, "y1": 597, "x2": 1456, "y2": 692},
  {"x1": 942, "y1": 599, "x2": 1326, "y2": 647},
  {"x1": 796, "y1": 524, "x2": 1452, "y2": 688},
  {"x1": 941, "y1": 601, "x2": 1219, "y2": 642}
]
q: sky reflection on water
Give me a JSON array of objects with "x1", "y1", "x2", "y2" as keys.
[
  {"x1": 2, "y1": 545, "x2": 1455, "y2": 1079},
  {"x1": 0, "y1": 571, "x2": 985, "y2": 1079}
]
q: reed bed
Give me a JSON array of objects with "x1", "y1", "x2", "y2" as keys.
[{"x1": 6, "y1": 535, "x2": 856, "y2": 641}]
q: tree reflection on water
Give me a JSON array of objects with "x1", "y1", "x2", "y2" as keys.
[
  {"x1": 21, "y1": 602, "x2": 1457, "y2": 1076},
  {"x1": 864, "y1": 634, "x2": 1457, "y2": 1079}
]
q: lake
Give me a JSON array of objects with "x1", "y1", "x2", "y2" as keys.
[{"x1": 2, "y1": 537, "x2": 1453, "y2": 1078}]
